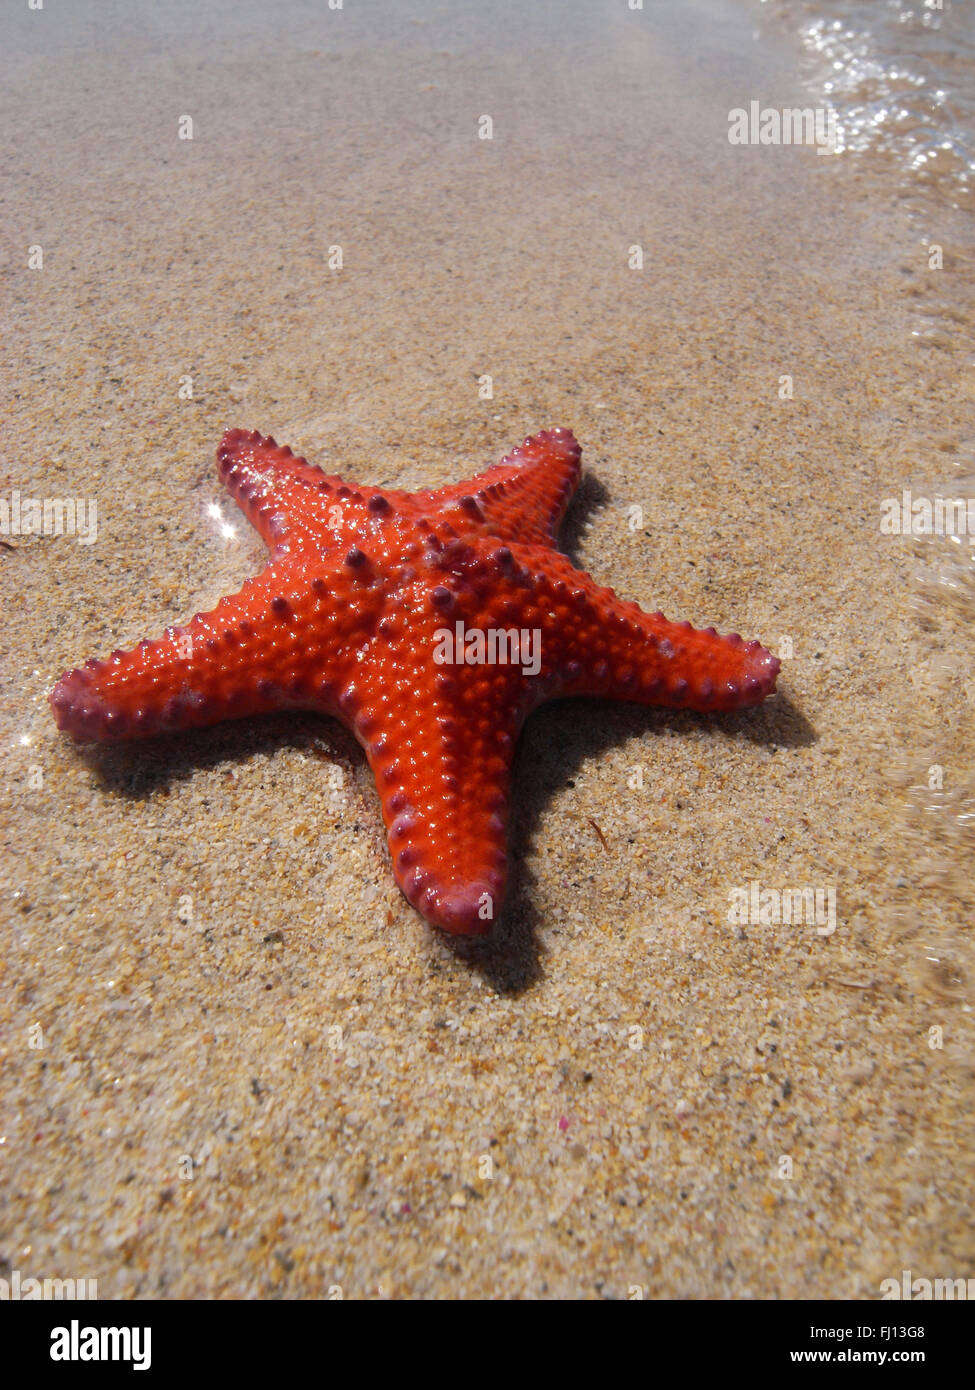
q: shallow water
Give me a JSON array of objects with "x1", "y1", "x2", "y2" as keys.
[{"x1": 755, "y1": 0, "x2": 975, "y2": 205}]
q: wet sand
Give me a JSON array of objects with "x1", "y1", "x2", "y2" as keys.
[{"x1": 2, "y1": 0, "x2": 973, "y2": 1297}]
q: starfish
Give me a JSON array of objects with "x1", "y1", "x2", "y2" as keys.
[{"x1": 50, "y1": 427, "x2": 780, "y2": 935}]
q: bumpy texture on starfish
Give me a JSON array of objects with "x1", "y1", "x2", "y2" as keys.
[{"x1": 50, "y1": 427, "x2": 780, "y2": 934}]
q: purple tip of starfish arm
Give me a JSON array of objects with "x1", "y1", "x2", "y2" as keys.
[
  {"x1": 742, "y1": 643, "x2": 781, "y2": 704},
  {"x1": 48, "y1": 669, "x2": 109, "y2": 741},
  {"x1": 424, "y1": 881, "x2": 499, "y2": 936}
]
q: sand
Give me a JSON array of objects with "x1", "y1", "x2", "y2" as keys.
[{"x1": 1, "y1": 0, "x2": 973, "y2": 1297}]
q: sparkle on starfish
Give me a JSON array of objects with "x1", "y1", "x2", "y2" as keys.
[{"x1": 50, "y1": 427, "x2": 780, "y2": 935}]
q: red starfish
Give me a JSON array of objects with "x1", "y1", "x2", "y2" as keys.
[{"x1": 50, "y1": 427, "x2": 780, "y2": 935}]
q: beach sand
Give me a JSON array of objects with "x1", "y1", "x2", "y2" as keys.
[{"x1": 2, "y1": 0, "x2": 973, "y2": 1297}]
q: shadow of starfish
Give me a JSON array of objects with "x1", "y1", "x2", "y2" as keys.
[
  {"x1": 439, "y1": 688, "x2": 814, "y2": 993},
  {"x1": 78, "y1": 681, "x2": 811, "y2": 998}
]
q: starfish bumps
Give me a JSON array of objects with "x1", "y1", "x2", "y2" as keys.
[{"x1": 50, "y1": 427, "x2": 780, "y2": 934}]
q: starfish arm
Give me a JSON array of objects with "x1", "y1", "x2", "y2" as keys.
[
  {"x1": 218, "y1": 428, "x2": 397, "y2": 556},
  {"x1": 424, "y1": 428, "x2": 582, "y2": 547},
  {"x1": 348, "y1": 653, "x2": 521, "y2": 935},
  {"x1": 508, "y1": 548, "x2": 781, "y2": 713},
  {"x1": 217, "y1": 429, "x2": 334, "y2": 553},
  {"x1": 48, "y1": 563, "x2": 353, "y2": 742}
]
